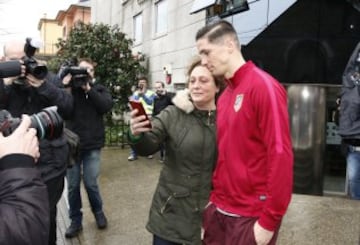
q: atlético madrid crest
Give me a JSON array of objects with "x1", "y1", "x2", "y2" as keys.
[{"x1": 234, "y1": 94, "x2": 244, "y2": 112}]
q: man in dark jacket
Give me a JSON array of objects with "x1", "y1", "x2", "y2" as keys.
[
  {"x1": 61, "y1": 58, "x2": 113, "y2": 238},
  {"x1": 0, "y1": 39, "x2": 73, "y2": 245},
  {"x1": 0, "y1": 115, "x2": 49, "y2": 245},
  {"x1": 153, "y1": 81, "x2": 174, "y2": 116},
  {"x1": 338, "y1": 42, "x2": 360, "y2": 200},
  {"x1": 153, "y1": 81, "x2": 174, "y2": 162}
]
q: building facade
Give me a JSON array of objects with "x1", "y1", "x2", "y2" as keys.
[
  {"x1": 91, "y1": 0, "x2": 206, "y2": 90},
  {"x1": 38, "y1": 17, "x2": 63, "y2": 56},
  {"x1": 37, "y1": 1, "x2": 91, "y2": 56}
]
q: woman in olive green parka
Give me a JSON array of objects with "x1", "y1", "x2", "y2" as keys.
[{"x1": 128, "y1": 58, "x2": 223, "y2": 245}]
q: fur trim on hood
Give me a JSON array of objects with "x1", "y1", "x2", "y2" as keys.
[{"x1": 171, "y1": 89, "x2": 194, "y2": 114}]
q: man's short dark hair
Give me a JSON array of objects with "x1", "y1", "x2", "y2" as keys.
[
  {"x1": 195, "y1": 20, "x2": 240, "y2": 48},
  {"x1": 78, "y1": 57, "x2": 97, "y2": 67},
  {"x1": 138, "y1": 76, "x2": 148, "y2": 83},
  {"x1": 155, "y1": 81, "x2": 165, "y2": 88}
]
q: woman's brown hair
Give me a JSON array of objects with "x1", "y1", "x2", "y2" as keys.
[{"x1": 186, "y1": 56, "x2": 226, "y2": 98}]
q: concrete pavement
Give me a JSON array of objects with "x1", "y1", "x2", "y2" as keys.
[{"x1": 57, "y1": 147, "x2": 360, "y2": 245}]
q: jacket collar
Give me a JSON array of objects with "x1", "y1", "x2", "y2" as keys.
[{"x1": 227, "y1": 61, "x2": 255, "y2": 88}]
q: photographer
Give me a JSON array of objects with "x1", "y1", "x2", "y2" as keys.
[
  {"x1": 0, "y1": 115, "x2": 49, "y2": 245},
  {"x1": 0, "y1": 39, "x2": 73, "y2": 245},
  {"x1": 61, "y1": 58, "x2": 113, "y2": 238}
]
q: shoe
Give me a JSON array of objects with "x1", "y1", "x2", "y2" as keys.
[
  {"x1": 95, "y1": 212, "x2": 108, "y2": 229},
  {"x1": 147, "y1": 155, "x2": 153, "y2": 159},
  {"x1": 128, "y1": 155, "x2": 137, "y2": 161},
  {"x1": 65, "y1": 222, "x2": 82, "y2": 238},
  {"x1": 159, "y1": 156, "x2": 165, "y2": 163}
]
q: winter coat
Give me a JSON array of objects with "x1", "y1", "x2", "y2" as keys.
[
  {"x1": 0, "y1": 154, "x2": 49, "y2": 245},
  {"x1": 66, "y1": 82, "x2": 113, "y2": 151},
  {"x1": 153, "y1": 92, "x2": 174, "y2": 116},
  {"x1": 129, "y1": 89, "x2": 217, "y2": 244},
  {"x1": 339, "y1": 42, "x2": 360, "y2": 142}
]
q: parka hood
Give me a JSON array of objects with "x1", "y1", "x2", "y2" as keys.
[{"x1": 171, "y1": 89, "x2": 194, "y2": 114}]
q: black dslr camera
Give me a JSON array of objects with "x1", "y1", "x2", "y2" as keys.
[
  {"x1": 58, "y1": 59, "x2": 91, "y2": 88},
  {"x1": 0, "y1": 38, "x2": 48, "y2": 81},
  {"x1": 0, "y1": 106, "x2": 64, "y2": 140}
]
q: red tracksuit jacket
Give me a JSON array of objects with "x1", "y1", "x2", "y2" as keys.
[{"x1": 210, "y1": 61, "x2": 294, "y2": 231}]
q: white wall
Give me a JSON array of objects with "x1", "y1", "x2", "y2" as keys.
[{"x1": 91, "y1": 0, "x2": 206, "y2": 91}]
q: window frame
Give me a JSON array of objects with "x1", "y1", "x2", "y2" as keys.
[
  {"x1": 155, "y1": 0, "x2": 168, "y2": 36},
  {"x1": 133, "y1": 13, "x2": 143, "y2": 44}
]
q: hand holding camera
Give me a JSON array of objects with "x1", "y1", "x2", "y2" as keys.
[
  {"x1": 137, "y1": 84, "x2": 145, "y2": 95},
  {"x1": 0, "y1": 115, "x2": 39, "y2": 161},
  {"x1": 26, "y1": 73, "x2": 45, "y2": 88},
  {"x1": 59, "y1": 59, "x2": 93, "y2": 89}
]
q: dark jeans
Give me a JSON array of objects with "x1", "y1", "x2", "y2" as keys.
[
  {"x1": 45, "y1": 174, "x2": 65, "y2": 245},
  {"x1": 67, "y1": 149, "x2": 103, "y2": 224},
  {"x1": 153, "y1": 235, "x2": 181, "y2": 245},
  {"x1": 159, "y1": 143, "x2": 165, "y2": 158}
]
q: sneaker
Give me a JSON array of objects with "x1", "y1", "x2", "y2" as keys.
[
  {"x1": 95, "y1": 212, "x2": 108, "y2": 229},
  {"x1": 159, "y1": 156, "x2": 165, "y2": 163},
  {"x1": 147, "y1": 155, "x2": 153, "y2": 159},
  {"x1": 65, "y1": 222, "x2": 82, "y2": 238},
  {"x1": 127, "y1": 155, "x2": 137, "y2": 161}
]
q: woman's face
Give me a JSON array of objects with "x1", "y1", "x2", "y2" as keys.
[{"x1": 188, "y1": 65, "x2": 219, "y2": 109}]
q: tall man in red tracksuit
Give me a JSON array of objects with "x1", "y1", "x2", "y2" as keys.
[{"x1": 196, "y1": 20, "x2": 293, "y2": 245}]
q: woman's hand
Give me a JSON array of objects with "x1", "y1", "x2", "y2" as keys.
[{"x1": 129, "y1": 109, "x2": 151, "y2": 136}]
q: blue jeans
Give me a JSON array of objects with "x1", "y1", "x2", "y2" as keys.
[
  {"x1": 67, "y1": 149, "x2": 103, "y2": 224},
  {"x1": 130, "y1": 148, "x2": 137, "y2": 157},
  {"x1": 346, "y1": 146, "x2": 360, "y2": 200}
]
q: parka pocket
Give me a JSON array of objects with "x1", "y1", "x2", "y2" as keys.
[{"x1": 159, "y1": 184, "x2": 190, "y2": 214}]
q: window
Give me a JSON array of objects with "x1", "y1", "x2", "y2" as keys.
[
  {"x1": 133, "y1": 13, "x2": 143, "y2": 44},
  {"x1": 190, "y1": 0, "x2": 249, "y2": 18},
  {"x1": 223, "y1": 0, "x2": 248, "y2": 12},
  {"x1": 155, "y1": 0, "x2": 167, "y2": 35},
  {"x1": 190, "y1": 0, "x2": 217, "y2": 14},
  {"x1": 62, "y1": 26, "x2": 66, "y2": 38}
]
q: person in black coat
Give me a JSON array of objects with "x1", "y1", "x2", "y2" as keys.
[
  {"x1": 153, "y1": 81, "x2": 174, "y2": 162},
  {"x1": 0, "y1": 115, "x2": 49, "y2": 245},
  {"x1": 0, "y1": 39, "x2": 73, "y2": 245},
  {"x1": 60, "y1": 58, "x2": 113, "y2": 238}
]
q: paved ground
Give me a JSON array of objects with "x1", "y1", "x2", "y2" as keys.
[{"x1": 57, "y1": 146, "x2": 360, "y2": 245}]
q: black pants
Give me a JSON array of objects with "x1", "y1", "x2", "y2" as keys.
[
  {"x1": 153, "y1": 235, "x2": 182, "y2": 245},
  {"x1": 45, "y1": 174, "x2": 65, "y2": 245}
]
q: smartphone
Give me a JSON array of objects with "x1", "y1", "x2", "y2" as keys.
[{"x1": 129, "y1": 100, "x2": 151, "y2": 128}]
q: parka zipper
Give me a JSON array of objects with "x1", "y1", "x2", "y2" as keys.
[{"x1": 160, "y1": 195, "x2": 173, "y2": 214}]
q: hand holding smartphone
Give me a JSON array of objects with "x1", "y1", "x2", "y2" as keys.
[{"x1": 129, "y1": 100, "x2": 151, "y2": 128}]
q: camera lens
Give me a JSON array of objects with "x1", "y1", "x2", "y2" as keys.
[
  {"x1": 30, "y1": 106, "x2": 64, "y2": 140},
  {"x1": 0, "y1": 60, "x2": 22, "y2": 78},
  {"x1": 0, "y1": 106, "x2": 64, "y2": 140}
]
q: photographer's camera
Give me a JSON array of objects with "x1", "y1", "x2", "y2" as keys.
[
  {"x1": 0, "y1": 106, "x2": 64, "y2": 140},
  {"x1": 0, "y1": 38, "x2": 48, "y2": 81},
  {"x1": 59, "y1": 60, "x2": 91, "y2": 88}
]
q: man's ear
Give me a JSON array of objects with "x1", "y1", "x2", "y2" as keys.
[{"x1": 225, "y1": 37, "x2": 236, "y2": 53}]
